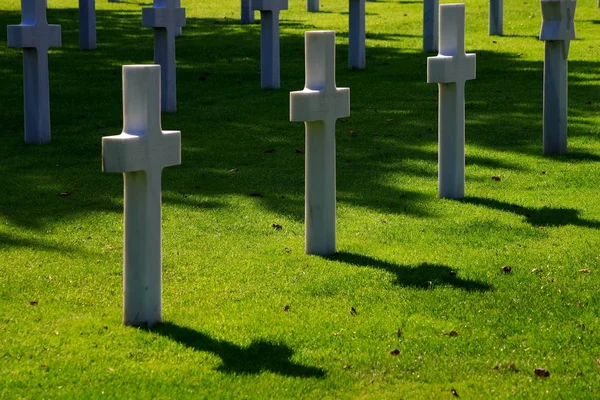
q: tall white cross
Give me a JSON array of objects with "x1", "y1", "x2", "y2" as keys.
[
  {"x1": 102, "y1": 65, "x2": 181, "y2": 327},
  {"x1": 539, "y1": 0, "x2": 576, "y2": 154},
  {"x1": 252, "y1": 0, "x2": 288, "y2": 88},
  {"x1": 7, "y1": 0, "x2": 61, "y2": 144},
  {"x1": 79, "y1": 0, "x2": 96, "y2": 49},
  {"x1": 290, "y1": 31, "x2": 350, "y2": 256},
  {"x1": 427, "y1": 4, "x2": 476, "y2": 199},
  {"x1": 142, "y1": 0, "x2": 186, "y2": 112}
]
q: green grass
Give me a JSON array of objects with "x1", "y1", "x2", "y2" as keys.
[{"x1": 1, "y1": 0, "x2": 600, "y2": 398}]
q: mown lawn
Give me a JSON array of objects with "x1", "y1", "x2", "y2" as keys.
[{"x1": 0, "y1": 0, "x2": 599, "y2": 398}]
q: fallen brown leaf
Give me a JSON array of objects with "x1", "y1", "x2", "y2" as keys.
[
  {"x1": 502, "y1": 266, "x2": 512, "y2": 273},
  {"x1": 29, "y1": 301, "x2": 38, "y2": 306},
  {"x1": 272, "y1": 224, "x2": 282, "y2": 230},
  {"x1": 579, "y1": 268, "x2": 591, "y2": 273},
  {"x1": 390, "y1": 349, "x2": 400, "y2": 356},
  {"x1": 350, "y1": 307, "x2": 357, "y2": 315},
  {"x1": 492, "y1": 176, "x2": 501, "y2": 181},
  {"x1": 451, "y1": 388, "x2": 459, "y2": 397},
  {"x1": 534, "y1": 368, "x2": 550, "y2": 377},
  {"x1": 283, "y1": 305, "x2": 290, "y2": 312}
]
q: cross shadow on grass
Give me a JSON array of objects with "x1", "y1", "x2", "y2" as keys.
[
  {"x1": 149, "y1": 322, "x2": 326, "y2": 378},
  {"x1": 326, "y1": 252, "x2": 492, "y2": 291},
  {"x1": 460, "y1": 196, "x2": 600, "y2": 228}
]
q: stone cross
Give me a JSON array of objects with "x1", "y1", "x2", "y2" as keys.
[
  {"x1": 349, "y1": 0, "x2": 366, "y2": 69},
  {"x1": 307, "y1": 0, "x2": 319, "y2": 12},
  {"x1": 427, "y1": 4, "x2": 476, "y2": 199},
  {"x1": 489, "y1": 0, "x2": 503, "y2": 35},
  {"x1": 253, "y1": 0, "x2": 288, "y2": 88},
  {"x1": 539, "y1": 0, "x2": 576, "y2": 155},
  {"x1": 79, "y1": 0, "x2": 96, "y2": 49},
  {"x1": 7, "y1": 0, "x2": 61, "y2": 144},
  {"x1": 142, "y1": 0, "x2": 186, "y2": 112},
  {"x1": 102, "y1": 65, "x2": 181, "y2": 328},
  {"x1": 290, "y1": 31, "x2": 350, "y2": 256},
  {"x1": 423, "y1": 0, "x2": 439, "y2": 52},
  {"x1": 175, "y1": 0, "x2": 182, "y2": 36},
  {"x1": 241, "y1": 0, "x2": 255, "y2": 24}
]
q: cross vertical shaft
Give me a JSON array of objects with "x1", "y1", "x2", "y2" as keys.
[
  {"x1": 348, "y1": 0, "x2": 366, "y2": 69},
  {"x1": 423, "y1": 0, "x2": 439, "y2": 52},
  {"x1": 79, "y1": 0, "x2": 97, "y2": 49},
  {"x1": 489, "y1": 0, "x2": 503, "y2": 35},
  {"x1": 307, "y1": 0, "x2": 319, "y2": 12},
  {"x1": 260, "y1": 10, "x2": 281, "y2": 88},
  {"x1": 241, "y1": 0, "x2": 255, "y2": 23}
]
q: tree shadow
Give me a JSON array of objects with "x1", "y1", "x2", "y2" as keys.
[
  {"x1": 460, "y1": 196, "x2": 600, "y2": 229},
  {"x1": 148, "y1": 322, "x2": 326, "y2": 378},
  {"x1": 325, "y1": 252, "x2": 493, "y2": 292}
]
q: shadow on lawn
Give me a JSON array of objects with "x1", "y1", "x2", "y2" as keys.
[
  {"x1": 149, "y1": 322, "x2": 326, "y2": 378},
  {"x1": 460, "y1": 196, "x2": 600, "y2": 229},
  {"x1": 0, "y1": 7, "x2": 599, "y2": 232},
  {"x1": 326, "y1": 252, "x2": 492, "y2": 291}
]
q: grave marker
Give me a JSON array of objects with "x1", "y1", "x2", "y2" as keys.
[
  {"x1": 349, "y1": 0, "x2": 366, "y2": 69},
  {"x1": 7, "y1": 0, "x2": 62, "y2": 144},
  {"x1": 241, "y1": 0, "x2": 255, "y2": 24},
  {"x1": 489, "y1": 0, "x2": 503, "y2": 35},
  {"x1": 427, "y1": 4, "x2": 476, "y2": 199},
  {"x1": 423, "y1": 0, "x2": 439, "y2": 52},
  {"x1": 252, "y1": 0, "x2": 288, "y2": 88},
  {"x1": 290, "y1": 31, "x2": 350, "y2": 256},
  {"x1": 307, "y1": 0, "x2": 319, "y2": 12},
  {"x1": 102, "y1": 65, "x2": 181, "y2": 327},
  {"x1": 142, "y1": 0, "x2": 186, "y2": 112},
  {"x1": 79, "y1": 0, "x2": 97, "y2": 49},
  {"x1": 539, "y1": 0, "x2": 576, "y2": 154}
]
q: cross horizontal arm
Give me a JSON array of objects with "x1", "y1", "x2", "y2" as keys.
[
  {"x1": 7, "y1": 25, "x2": 61, "y2": 49},
  {"x1": 142, "y1": 8, "x2": 186, "y2": 28},
  {"x1": 290, "y1": 88, "x2": 350, "y2": 122}
]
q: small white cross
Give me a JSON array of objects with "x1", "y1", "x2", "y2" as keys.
[
  {"x1": 290, "y1": 31, "x2": 350, "y2": 255},
  {"x1": 142, "y1": 0, "x2": 186, "y2": 112},
  {"x1": 427, "y1": 4, "x2": 476, "y2": 85},
  {"x1": 102, "y1": 65, "x2": 181, "y2": 327},
  {"x1": 7, "y1": 0, "x2": 62, "y2": 144},
  {"x1": 426, "y1": 4, "x2": 476, "y2": 199},
  {"x1": 540, "y1": 0, "x2": 576, "y2": 59}
]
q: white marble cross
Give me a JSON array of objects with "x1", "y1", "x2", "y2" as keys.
[
  {"x1": 252, "y1": 0, "x2": 288, "y2": 88},
  {"x1": 142, "y1": 0, "x2": 186, "y2": 112},
  {"x1": 7, "y1": 0, "x2": 61, "y2": 144},
  {"x1": 427, "y1": 4, "x2": 476, "y2": 199},
  {"x1": 539, "y1": 0, "x2": 576, "y2": 154},
  {"x1": 348, "y1": 0, "x2": 366, "y2": 69},
  {"x1": 290, "y1": 31, "x2": 350, "y2": 256},
  {"x1": 489, "y1": 0, "x2": 503, "y2": 35},
  {"x1": 241, "y1": 0, "x2": 255, "y2": 24},
  {"x1": 79, "y1": 0, "x2": 96, "y2": 49},
  {"x1": 102, "y1": 65, "x2": 181, "y2": 327}
]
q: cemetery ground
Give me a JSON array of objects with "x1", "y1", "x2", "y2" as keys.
[{"x1": 0, "y1": 0, "x2": 599, "y2": 397}]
